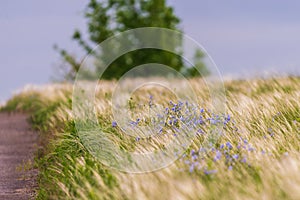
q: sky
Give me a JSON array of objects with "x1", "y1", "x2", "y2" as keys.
[{"x1": 1, "y1": 0, "x2": 300, "y2": 101}]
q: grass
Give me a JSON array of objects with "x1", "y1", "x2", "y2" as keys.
[{"x1": 2, "y1": 76, "x2": 300, "y2": 200}]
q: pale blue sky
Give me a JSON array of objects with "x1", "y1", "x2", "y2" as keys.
[{"x1": 1, "y1": 0, "x2": 300, "y2": 101}]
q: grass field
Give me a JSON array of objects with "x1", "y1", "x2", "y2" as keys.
[{"x1": 1, "y1": 76, "x2": 300, "y2": 200}]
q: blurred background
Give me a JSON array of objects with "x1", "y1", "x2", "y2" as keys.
[{"x1": 1, "y1": 0, "x2": 300, "y2": 102}]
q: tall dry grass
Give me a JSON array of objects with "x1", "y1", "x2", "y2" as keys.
[{"x1": 2, "y1": 76, "x2": 300, "y2": 200}]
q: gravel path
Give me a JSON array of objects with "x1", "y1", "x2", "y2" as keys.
[{"x1": 0, "y1": 113, "x2": 38, "y2": 200}]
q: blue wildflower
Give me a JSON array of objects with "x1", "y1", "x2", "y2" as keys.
[
  {"x1": 210, "y1": 118, "x2": 217, "y2": 125},
  {"x1": 248, "y1": 147, "x2": 255, "y2": 152},
  {"x1": 165, "y1": 107, "x2": 169, "y2": 114},
  {"x1": 185, "y1": 101, "x2": 189, "y2": 107},
  {"x1": 225, "y1": 154, "x2": 231, "y2": 160},
  {"x1": 226, "y1": 114, "x2": 231, "y2": 122},
  {"x1": 112, "y1": 121, "x2": 117, "y2": 127},
  {"x1": 130, "y1": 121, "x2": 138, "y2": 127},
  {"x1": 241, "y1": 157, "x2": 247, "y2": 163},
  {"x1": 157, "y1": 114, "x2": 163, "y2": 118},
  {"x1": 192, "y1": 154, "x2": 197, "y2": 160},
  {"x1": 214, "y1": 151, "x2": 222, "y2": 161},
  {"x1": 226, "y1": 142, "x2": 233, "y2": 150},
  {"x1": 191, "y1": 149, "x2": 195, "y2": 155},
  {"x1": 197, "y1": 129, "x2": 204, "y2": 134},
  {"x1": 158, "y1": 129, "x2": 163, "y2": 134},
  {"x1": 220, "y1": 144, "x2": 225, "y2": 149},
  {"x1": 189, "y1": 164, "x2": 195, "y2": 173},
  {"x1": 149, "y1": 95, "x2": 153, "y2": 107},
  {"x1": 169, "y1": 101, "x2": 175, "y2": 106},
  {"x1": 204, "y1": 169, "x2": 217, "y2": 175},
  {"x1": 178, "y1": 101, "x2": 183, "y2": 106},
  {"x1": 179, "y1": 116, "x2": 184, "y2": 122}
]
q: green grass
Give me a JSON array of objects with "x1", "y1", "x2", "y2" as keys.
[{"x1": 2, "y1": 77, "x2": 300, "y2": 200}]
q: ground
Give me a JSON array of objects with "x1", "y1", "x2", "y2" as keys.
[{"x1": 0, "y1": 113, "x2": 38, "y2": 200}]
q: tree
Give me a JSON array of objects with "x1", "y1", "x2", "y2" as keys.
[
  {"x1": 56, "y1": 0, "x2": 208, "y2": 80},
  {"x1": 182, "y1": 49, "x2": 210, "y2": 77}
]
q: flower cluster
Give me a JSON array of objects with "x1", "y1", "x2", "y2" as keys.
[
  {"x1": 111, "y1": 95, "x2": 290, "y2": 175},
  {"x1": 180, "y1": 136, "x2": 256, "y2": 175}
]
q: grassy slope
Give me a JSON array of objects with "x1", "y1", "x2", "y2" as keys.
[{"x1": 1, "y1": 77, "x2": 300, "y2": 200}]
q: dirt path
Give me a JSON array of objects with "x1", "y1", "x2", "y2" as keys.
[{"x1": 0, "y1": 113, "x2": 38, "y2": 200}]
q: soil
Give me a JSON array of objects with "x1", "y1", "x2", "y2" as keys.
[{"x1": 0, "y1": 113, "x2": 38, "y2": 200}]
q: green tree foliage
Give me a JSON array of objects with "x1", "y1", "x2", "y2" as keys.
[
  {"x1": 182, "y1": 49, "x2": 210, "y2": 77},
  {"x1": 56, "y1": 0, "x2": 209, "y2": 80}
]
